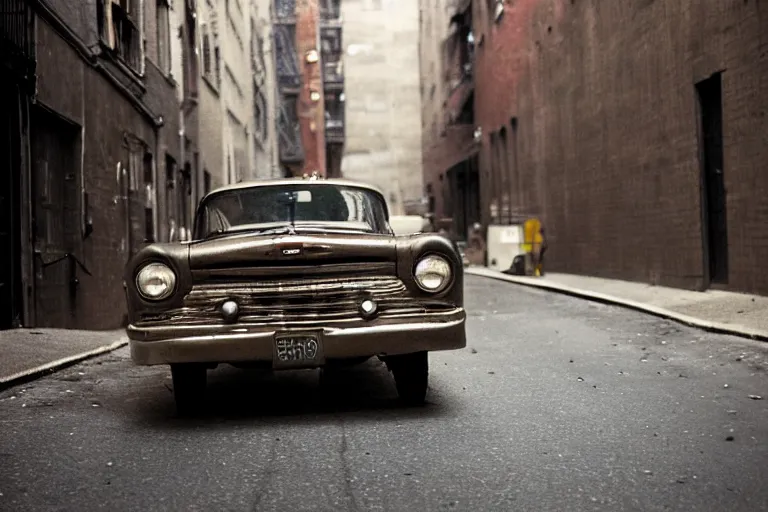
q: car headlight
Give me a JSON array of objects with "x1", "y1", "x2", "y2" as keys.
[
  {"x1": 413, "y1": 254, "x2": 453, "y2": 293},
  {"x1": 136, "y1": 262, "x2": 176, "y2": 300}
]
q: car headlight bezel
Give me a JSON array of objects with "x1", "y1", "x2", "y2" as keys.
[
  {"x1": 413, "y1": 254, "x2": 453, "y2": 293},
  {"x1": 135, "y1": 262, "x2": 177, "y2": 301}
]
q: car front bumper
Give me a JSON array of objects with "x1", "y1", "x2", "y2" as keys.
[{"x1": 127, "y1": 309, "x2": 466, "y2": 366}]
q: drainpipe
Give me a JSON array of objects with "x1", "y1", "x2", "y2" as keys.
[{"x1": 178, "y1": 108, "x2": 185, "y2": 242}]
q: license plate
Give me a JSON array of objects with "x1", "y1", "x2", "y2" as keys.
[{"x1": 273, "y1": 333, "x2": 325, "y2": 369}]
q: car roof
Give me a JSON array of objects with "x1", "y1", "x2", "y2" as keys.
[
  {"x1": 198, "y1": 177, "x2": 391, "y2": 219},
  {"x1": 202, "y1": 177, "x2": 386, "y2": 201}
]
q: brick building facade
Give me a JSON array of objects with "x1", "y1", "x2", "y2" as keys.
[
  {"x1": 274, "y1": 0, "x2": 344, "y2": 178},
  {"x1": 420, "y1": 0, "x2": 481, "y2": 234},
  {"x1": 435, "y1": 0, "x2": 767, "y2": 295},
  {"x1": 0, "y1": 0, "x2": 200, "y2": 330}
]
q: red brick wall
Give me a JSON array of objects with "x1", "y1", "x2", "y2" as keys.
[
  {"x1": 296, "y1": 0, "x2": 326, "y2": 176},
  {"x1": 473, "y1": 0, "x2": 768, "y2": 294}
]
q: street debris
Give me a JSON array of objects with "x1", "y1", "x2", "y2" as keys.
[
  {"x1": 470, "y1": 348, "x2": 477, "y2": 354},
  {"x1": 748, "y1": 395, "x2": 763, "y2": 400},
  {"x1": 577, "y1": 377, "x2": 584, "y2": 382},
  {"x1": 724, "y1": 384, "x2": 729, "y2": 388},
  {"x1": 726, "y1": 436, "x2": 734, "y2": 442}
]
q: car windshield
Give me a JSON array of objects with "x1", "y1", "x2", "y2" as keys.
[{"x1": 194, "y1": 183, "x2": 390, "y2": 238}]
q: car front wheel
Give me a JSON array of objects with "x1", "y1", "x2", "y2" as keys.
[
  {"x1": 170, "y1": 363, "x2": 207, "y2": 415},
  {"x1": 387, "y1": 351, "x2": 428, "y2": 405}
]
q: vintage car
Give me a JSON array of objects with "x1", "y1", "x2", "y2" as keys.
[{"x1": 124, "y1": 177, "x2": 467, "y2": 413}]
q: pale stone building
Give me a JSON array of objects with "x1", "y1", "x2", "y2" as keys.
[
  {"x1": 197, "y1": 0, "x2": 226, "y2": 189},
  {"x1": 340, "y1": 0, "x2": 424, "y2": 215},
  {"x1": 250, "y1": 0, "x2": 281, "y2": 178},
  {"x1": 219, "y1": 0, "x2": 253, "y2": 183}
]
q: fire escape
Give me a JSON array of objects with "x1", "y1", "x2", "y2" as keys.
[
  {"x1": 319, "y1": 0, "x2": 344, "y2": 177},
  {"x1": 273, "y1": 0, "x2": 304, "y2": 172},
  {"x1": 0, "y1": 0, "x2": 35, "y2": 87}
]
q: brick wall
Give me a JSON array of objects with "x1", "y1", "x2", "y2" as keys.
[
  {"x1": 33, "y1": 1, "x2": 185, "y2": 328},
  {"x1": 296, "y1": 0, "x2": 326, "y2": 175},
  {"x1": 472, "y1": 0, "x2": 768, "y2": 295}
]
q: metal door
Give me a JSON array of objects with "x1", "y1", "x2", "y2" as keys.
[
  {"x1": 0, "y1": 84, "x2": 23, "y2": 329},
  {"x1": 697, "y1": 73, "x2": 728, "y2": 285},
  {"x1": 31, "y1": 107, "x2": 80, "y2": 328}
]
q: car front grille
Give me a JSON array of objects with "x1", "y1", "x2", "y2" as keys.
[{"x1": 139, "y1": 275, "x2": 454, "y2": 326}]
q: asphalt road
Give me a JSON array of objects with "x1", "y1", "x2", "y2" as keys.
[{"x1": 2, "y1": 275, "x2": 768, "y2": 512}]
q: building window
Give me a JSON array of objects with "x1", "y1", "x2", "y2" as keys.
[
  {"x1": 204, "y1": 170, "x2": 211, "y2": 194},
  {"x1": 319, "y1": 0, "x2": 341, "y2": 20},
  {"x1": 201, "y1": 25, "x2": 221, "y2": 88},
  {"x1": 128, "y1": 150, "x2": 141, "y2": 192},
  {"x1": 202, "y1": 29, "x2": 211, "y2": 75},
  {"x1": 182, "y1": 2, "x2": 199, "y2": 99},
  {"x1": 275, "y1": 0, "x2": 296, "y2": 19},
  {"x1": 156, "y1": 0, "x2": 171, "y2": 74},
  {"x1": 214, "y1": 42, "x2": 221, "y2": 85},
  {"x1": 143, "y1": 152, "x2": 155, "y2": 242},
  {"x1": 254, "y1": 89, "x2": 267, "y2": 140},
  {"x1": 97, "y1": 0, "x2": 143, "y2": 73}
]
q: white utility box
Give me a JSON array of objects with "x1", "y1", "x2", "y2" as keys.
[{"x1": 486, "y1": 224, "x2": 524, "y2": 271}]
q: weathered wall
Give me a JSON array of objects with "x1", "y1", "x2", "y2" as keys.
[
  {"x1": 198, "y1": 0, "x2": 225, "y2": 188},
  {"x1": 473, "y1": 0, "x2": 768, "y2": 294},
  {"x1": 36, "y1": 17, "x2": 156, "y2": 329},
  {"x1": 221, "y1": 0, "x2": 253, "y2": 182},
  {"x1": 341, "y1": 0, "x2": 422, "y2": 215},
  {"x1": 251, "y1": 0, "x2": 281, "y2": 178}
]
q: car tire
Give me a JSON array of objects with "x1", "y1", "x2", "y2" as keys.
[
  {"x1": 388, "y1": 351, "x2": 428, "y2": 405},
  {"x1": 170, "y1": 363, "x2": 207, "y2": 415}
]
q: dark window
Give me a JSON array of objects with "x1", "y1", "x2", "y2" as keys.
[
  {"x1": 202, "y1": 30, "x2": 211, "y2": 76},
  {"x1": 319, "y1": 0, "x2": 341, "y2": 19},
  {"x1": 275, "y1": 0, "x2": 296, "y2": 19},
  {"x1": 696, "y1": 72, "x2": 728, "y2": 285},
  {"x1": 204, "y1": 171, "x2": 212, "y2": 194},
  {"x1": 97, "y1": 0, "x2": 142, "y2": 72},
  {"x1": 182, "y1": 2, "x2": 199, "y2": 99},
  {"x1": 156, "y1": 0, "x2": 171, "y2": 73}
]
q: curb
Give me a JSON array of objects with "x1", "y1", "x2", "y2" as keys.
[
  {"x1": 466, "y1": 267, "x2": 768, "y2": 343},
  {"x1": 0, "y1": 338, "x2": 128, "y2": 392}
]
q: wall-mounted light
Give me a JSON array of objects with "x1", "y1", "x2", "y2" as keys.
[
  {"x1": 309, "y1": 90, "x2": 321, "y2": 102},
  {"x1": 305, "y1": 49, "x2": 319, "y2": 63}
]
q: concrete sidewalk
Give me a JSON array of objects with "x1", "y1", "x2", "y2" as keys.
[
  {"x1": 0, "y1": 328, "x2": 127, "y2": 390},
  {"x1": 467, "y1": 267, "x2": 768, "y2": 342}
]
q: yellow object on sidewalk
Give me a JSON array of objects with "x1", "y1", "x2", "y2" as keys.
[{"x1": 522, "y1": 218, "x2": 541, "y2": 254}]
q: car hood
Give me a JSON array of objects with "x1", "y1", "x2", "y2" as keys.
[{"x1": 187, "y1": 231, "x2": 398, "y2": 270}]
